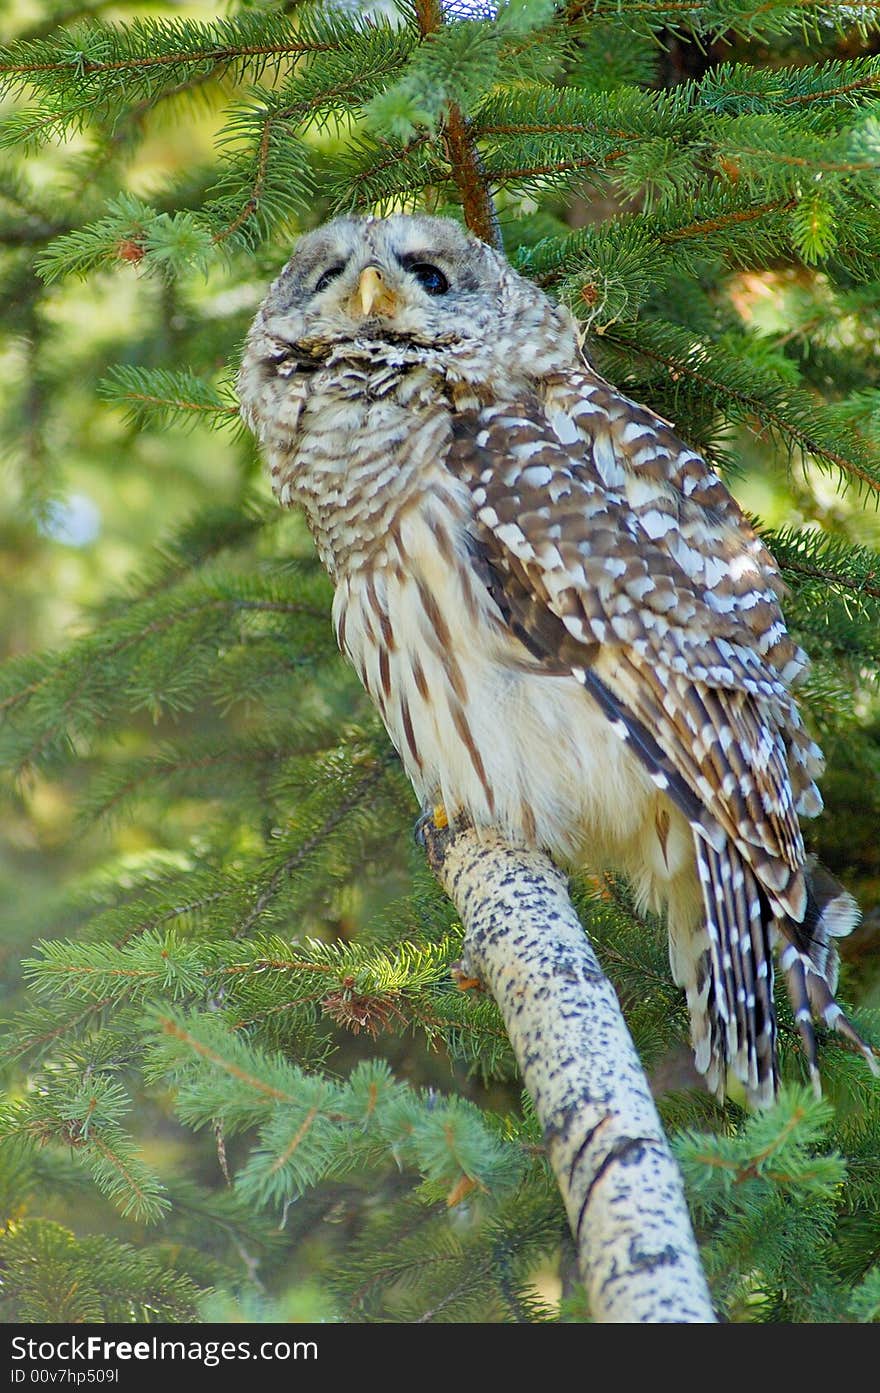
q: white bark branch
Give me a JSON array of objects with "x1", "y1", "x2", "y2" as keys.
[{"x1": 425, "y1": 825, "x2": 715, "y2": 1324}]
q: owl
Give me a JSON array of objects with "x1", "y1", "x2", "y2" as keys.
[{"x1": 238, "y1": 212, "x2": 876, "y2": 1107}]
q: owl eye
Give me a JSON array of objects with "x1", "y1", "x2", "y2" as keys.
[
  {"x1": 314, "y1": 264, "x2": 345, "y2": 294},
  {"x1": 408, "y1": 262, "x2": 449, "y2": 296}
]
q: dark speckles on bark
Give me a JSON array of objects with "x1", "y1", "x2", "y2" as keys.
[
  {"x1": 626, "y1": 1240, "x2": 681, "y2": 1275},
  {"x1": 565, "y1": 1113, "x2": 612, "y2": 1186},
  {"x1": 421, "y1": 828, "x2": 715, "y2": 1322},
  {"x1": 576, "y1": 1136, "x2": 655, "y2": 1241}
]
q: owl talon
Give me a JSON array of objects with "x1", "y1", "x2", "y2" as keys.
[
  {"x1": 414, "y1": 805, "x2": 456, "y2": 874},
  {"x1": 413, "y1": 803, "x2": 449, "y2": 846}
]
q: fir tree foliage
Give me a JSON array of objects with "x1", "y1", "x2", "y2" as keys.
[{"x1": 1, "y1": 0, "x2": 880, "y2": 1323}]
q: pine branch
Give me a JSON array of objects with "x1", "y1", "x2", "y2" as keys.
[
  {"x1": 573, "y1": 0, "x2": 880, "y2": 39},
  {"x1": 327, "y1": 132, "x2": 438, "y2": 213},
  {"x1": 0, "y1": 1077, "x2": 169, "y2": 1223},
  {"x1": 34, "y1": 194, "x2": 215, "y2": 282},
  {"x1": 0, "y1": 14, "x2": 343, "y2": 94},
  {"x1": 765, "y1": 527, "x2": 880, "y2": 603},
  {"x1": 673, "y1": 1086, "x2": 851, "y2": 1319},
  {"x1": 0, "y1": 571, "x2": 336, "y2": 772},
  {"x1": 205, "y1": 98, "x2": 316, "y2": 248},
  {"x1": 413, "y1": 0, "x2": 500, "y2": 248},
  {"x1": 233, "y1": 754, "x2": 393, "y2": 937},
  {"x1": 98, "y1": 366, "x2": 241, "y2": 432},
  {"x1": 697, "y1": 57, "x2": 880, "y2": 116},
  {"x1": 146, "y1": 1012, "x2": 527, "y2": 1210},
  {"x1": 0, "y1": 1221, "x2": 201, "y2": 1322}
]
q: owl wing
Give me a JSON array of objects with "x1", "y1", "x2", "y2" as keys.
[
  {"x1": 446, "y1": 383, "x2": 816, "y2": 919},
  {"x1": 444, "y1": 381, "x2": 845, "y2": 1101}
]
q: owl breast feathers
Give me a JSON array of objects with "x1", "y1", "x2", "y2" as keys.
[{"x1": 238, "y1": 212, "x2": 877, "y2": 1107}]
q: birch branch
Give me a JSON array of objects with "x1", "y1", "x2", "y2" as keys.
[{"x1": 423, "y1": 824, "x2": 716, "y2": 1324}]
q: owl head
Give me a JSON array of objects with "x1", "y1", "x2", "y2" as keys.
[{"x1": 239, "y1": 214, "x2": 580, "y2": 397}]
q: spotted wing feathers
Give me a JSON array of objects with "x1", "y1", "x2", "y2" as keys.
[
  {"x1": 445, "y1": 382, "x2": 874, "y2": 1104},
  {"x1": 447, "y1": 402, "x2": 810, "y2": 916},
  {"x1": 694, "y1": 839, "x2": 777, "y2": 1105}
]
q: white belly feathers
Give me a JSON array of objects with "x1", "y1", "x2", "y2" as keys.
[{"x1": 333, "y1": 483, "x2": 696, "y2": 911}]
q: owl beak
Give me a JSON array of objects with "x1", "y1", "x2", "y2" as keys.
[{"x1": 351, "y1": 265, "x2": 399, "y2": 319}]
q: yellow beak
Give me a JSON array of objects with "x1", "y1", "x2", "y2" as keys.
[{"x1": 352, "y1": 265, "x2": 398, "y2": 319}]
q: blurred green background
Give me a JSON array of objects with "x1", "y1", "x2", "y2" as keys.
[{"x1": 3, "y1": 0, "x2": 880, "y2": 1322}]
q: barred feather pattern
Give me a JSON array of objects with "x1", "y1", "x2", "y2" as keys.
[{"x1": 237, "y1": 213, "x2": 878, "y2": 1107}]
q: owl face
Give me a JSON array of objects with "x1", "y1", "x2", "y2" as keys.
[{"x1": 251, "y1": 214, "x2": 579, "y2": 382}]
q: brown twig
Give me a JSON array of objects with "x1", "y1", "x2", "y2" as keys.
[
  {"x1": 413, "y1": 0, "x2": 502, "y2": 250},
  {"x1": 776, "y1": 556, "x2": 880, "y2": 601},
  {"x1": 661, "y1": 198, "x2": 796, "y2": 241}
]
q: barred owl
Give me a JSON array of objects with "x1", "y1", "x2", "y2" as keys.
[{"x1": 238, "y1": 213, "x2": 876, "y2": 1107}]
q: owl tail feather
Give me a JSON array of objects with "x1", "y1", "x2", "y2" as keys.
[
  {"x1": 688, "y1": 843, "x2": 877, "y2": 1108},
  {"x1": 777, "y1": 866, "x2": 880, "y2": 1097},
  {"x1": 693, "y1": 839, "x2": 777, "y2": 1108}
]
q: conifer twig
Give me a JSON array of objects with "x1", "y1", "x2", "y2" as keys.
[
  {"x1": 413, "y1": 0, "x2": 502, "y2": 251},
  {"x1": 423, "y1": 824, "x2": 715, "y2": 1323}
]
